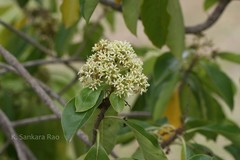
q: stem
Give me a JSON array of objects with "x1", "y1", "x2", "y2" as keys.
[{"x1": 92, "y1": 98, "x2": 111, "y2": 145}]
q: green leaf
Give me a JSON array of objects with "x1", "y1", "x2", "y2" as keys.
[
  {"x1": 61, "y1": 98, "x2": 97, "y2": 141},
  {"x1": 181, "y1": 137, "x2": 187, "y2": 160},
  {"x1": 225, "y1": 144, "x2": 240, "y2": 160},
  {"x1": 109, "y1": 93, "x2": 125, "y2": 113},
  {"x1": 122, "y1": 0, "x2": 143, "y2": 35},
  {"x1": 153, "y1": 73, "x2": 179, "y2": 121},
  {"x1": 141, "y1": 0, "x2": 170, "y2": 48},
  {"x1": 99, "y1": 107, "x2": 120, "y2": 153},
  {"x1": 202, "y1": 63, "x2": 234, "y2": 110},
  {"x1": 105, "y1": 10, "x2": 115, "y2": 32},
  {"x1": 75, "y1": 87, "x2": 102, "y2": 112},
  {"x1": 84, "y1": 144, "x2": 109, "y2": 160},
  {"x1": 166, "y1": 0, "x2": 185, "y2": 59},
  {"x1": 60, "y1": 0, "x2": 80, "y2": 28},
  {"x1": 153, "y1": 52, "x2": 179, "y2": 83},
  {"x1": 16, "y1": 0, "x2": 29, "y2": 8},
  {"x1": 125, "y1": 120, "x2": 167, "y2": 160},
  {"x1": 218, "y1": 52, "x2": 240, "y2": 64},
  {"x1": 204, "y1": 0, "x2": 219, "y2": 11},
  {"x1": 80, "y1": 0, "x2": 98, "y2": 22}
]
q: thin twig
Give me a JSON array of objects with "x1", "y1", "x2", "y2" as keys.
[
  {"x1": 0, "y1": 46, "x2": 61, "y2": 118},
  {"x1": 0, "y1": 47, "x2": 94, "y2": 148},
  {"x1": 185, "y1": 0, "x2": 231, "y2": 34},
  {"x1": 0, "y1": 109, "x2": 37, "y2": 160},
  {"x1": 12, "y1": 115, "x2": 57, "y2": 127},
  {"x1": 0, "y1": 58, "x2": 82, "y2": 75},
  {"x1": 0, "y1": 19, "x2": 55, "y2": 56},
  {"x1": 161, "y1": 127, "x2": 184, "y2": 149},
  {"x1": 99, "y1": 0, "x2": 232, "y2": 34}
]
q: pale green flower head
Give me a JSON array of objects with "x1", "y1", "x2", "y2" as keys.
[{"x1": 78, "y1": 39, "x2": 149, "y2": 98}]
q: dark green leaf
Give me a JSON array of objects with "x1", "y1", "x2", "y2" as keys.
[
  {"x1": 75, "y1": 87, "x2": 102, "y2": 112},
  {"x1": 166, "y1": 0, "x2": 185, "y2": 59},
  {"x1": 225, "y1": 144, "x2": 240, "y2": 160},
  {"x1": 141, "y1": 0, "x2": 170, "y2": 48},
  {"x1": 61, "y1": 98, "x2": 97, "y2": 141},
  {"x1": 125, "y1": 120, "x2": 167, "y2": 160},
  {"x1": 80, "y1": 0, "x2": 98, "y2": 22},
  {"x1": 109, "y1": 92, "x2": 125, "y2": 113},
  {"x1": 16, "y1": 0, "x2": 29, "y2": 8},
  {"x1": 99, "y1": 107, "x2": 120, "y2": 153},
  {"x1": 153, "y1": 52, "x2": 179, "y2": 83},
  {"x1": 54, "y1": 24, "x2": 76, "y2": 56},
  {"x1": 202, "y1": 63, "x2": 234, "y2": 110},
  {"x1": 122, "y1": 0, "x2": 143, "y2": 35},
  {"x1": 105, "y1": 10, "x2": 115, "y2": 32},
  {"x1": 204, "y1": 0, "x2": 219, "y2": 11},
  {"x1": 153, "y1": 73, "x2": 179, "y2": 121},
  {"x1": 218, "y1": 52, "x2": 240, "y2": 64},
  {"x1": 84, "y1": 144, "x2": 109, "y2": 160}
]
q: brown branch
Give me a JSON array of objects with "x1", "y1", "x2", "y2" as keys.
[
  {"x1": 0, "y1": 46, "x2": 61, "y2": 117},
  {"x1": 100, "y1": 0, "x2": 232, "y2": 34},
  {"x1": 0, "y1": 109, "x2": 37, "y2": 160},
  {"x1": 0, "y1": 47, "x2": 94, "y2": 147},
  {"x1": 92, "y1": 98, "x2": 111, "y2": 144},
  {"x1": 0, "y1": 19, "x2": 55, "y2": 56},
  {"x1": 185, "y1": 0, "x2": 231, "y2": 34},
  {"x1": 160, "y1": 127, "x2": 184, "y2": 149},
  {"x1": 12, "y1": 115, "x2": 57, "y2": 127}
]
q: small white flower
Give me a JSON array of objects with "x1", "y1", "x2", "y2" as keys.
[{"x1": 78, "y1": 39, "x2": 149, "y2": 98}]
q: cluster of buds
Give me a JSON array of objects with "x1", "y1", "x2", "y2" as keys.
[{"x1": 78, "y1": 39, "x2": 149, "y2": 98}]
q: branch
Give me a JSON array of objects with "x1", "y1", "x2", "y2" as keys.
[
  {"x1": 12, "y1": 115, "x2": 57, "y2": 127},
  {"x1": 100, "y1": 0, "x2": 232, "y2": 34},
  {"x1": 160, "y1": 127, "x2": 184, "y2": 149},
  {"x1": 0, "y1": 46, "x2": 61, "y2": 117},
  {"x1": 185, "y1": 0, "x2": 231, "y2": 34},
  {"x1": 0, "y1": 19, "x2": 55, "y2": 56},
  {"x1": 58, "y1": 76, "x2": 79, "y2": 95},
  {"x1": 0, "y1": 47, "x2": 94, "y2": 147},
  {"x1": 92, "y1": 98, "x2": 111, "y2": 144},
  {"x1": 0, "y1": 58, "x2": 81, "y2": 75},
  {"x1": 0, "y1": 109, "x2": 37, "y2": 160}
]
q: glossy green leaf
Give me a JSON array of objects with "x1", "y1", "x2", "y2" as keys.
[
  {"x1": 122, "y1": 0, "x2": 143, "y2": 35},
  {"x1": 109, "y1": 92, "x2": 125, "y2": 113},
  {"x1": 218, "y1": 52, "x2": 240, "y2": 64},
  {"x1": 166, "y1": 0, "x2": 185, "y2": 59},
  {"x1": 80, "y1": 0, "x2": 98, "y2": 22},
  {"x1": 153, "y1": 73, "x2": 179, "y2": 121},
  {"x1": 125, "y1": 120, "x2": 167, "y2": 160},
  {"x1": 60, "y1": 0, "x2": 80, "y2": 28},
  {"x1": 202, "y1": 63, "x2": 234, "y2": 110},
  {"x1": 84, "y1": 144, "x2": 109, "y2": 160},
  {"x1": 141, "y1": 0, "x2": 170, "y2": 48},
  {"x1": 204, "y1": 0, "x2": 219, "y2": 11},
  {"x1": 75, "y1": 87, "x2": 102, "y2": 112},
  {"x1": 61, "y1": 98, "x2": 97, "y2": 141}
]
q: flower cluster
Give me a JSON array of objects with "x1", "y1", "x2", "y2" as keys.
[{"x1": 78, "y1": 39, "x2": 149, "y2": 98}]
